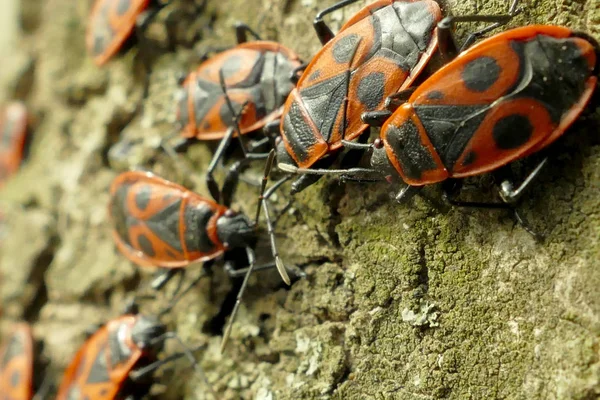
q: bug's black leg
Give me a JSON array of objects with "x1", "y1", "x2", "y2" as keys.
[
  {"x1": 437, "y1": 0, "x2": 521, "y2": 62},
  {"x1": 206, "y1": 126, "x2": 236, "y2": 204},
  {"x1": 247, "y1": 137, "x2": 271, "y2": 153},
  {"x1": 158, "y1": 262, "x2": 213, "y2": 317},
  {"x1": 385, "y1": 88, "x2": 417, "y2": 111},
  {"x1": 313, "y1": 0, "x2": 363, "y2": 45},
  {"x1": 235, "y1": 22, "x2": 262, "y2": 44},
  {"x1": 442, "y1": 179, "x2": 511, "y2": 209},
  {"x1": 395, "y1": 185, "x2": 422, "y2": 203},
  {"x1": 130, "y1": 339, "x2": 212, "y2": 396},
  {"x1": 221, "y1": 152, "x2": 270, "y2": 208},
  {"x1": 498, "y1": 158, "x2": 548, "y2": 204},
  {"x1": 513, "y1": 209, "x2": 544, "y2": 241},
  {"x1": 196, "y1": 45, "x2": 232, "y2": 63},
  {"x1": 361, "y1": 110, "x2": 392, "y2": 127},
  {"x1": 290, "y1": 62, "x2": 309, "y2": 84},
  {"x1": 151, "y1": 268, "x2": 182, "y2": 291}
]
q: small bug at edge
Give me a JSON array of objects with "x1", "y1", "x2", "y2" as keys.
[{"x1": 0, "y1": 323, "x2": 34, "y2": 400}]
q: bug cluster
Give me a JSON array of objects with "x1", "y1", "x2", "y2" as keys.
[{"x1": 1, "y1": 0, "x2": 598, "y2": 398}]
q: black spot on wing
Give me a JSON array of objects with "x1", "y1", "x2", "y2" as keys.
[
  {"x1": 461, "y1": 150, "x2": 477, "y2": 167},
  {"x1": 426, "y1": 90, "x2": 444, "y2": 100},
  {"x1": 137, "y1": 234, "x2": 155, "y2": 257},
  {"x1": 2, "y1": 333, "x2": 24, "y2": 367},
  {"x1": 85, "y1": 344, "x2": 111, "y2": 384},
  {"x1": 134, "y1": 185, "x2": 151, "y2": 211},
  {"x1": 357, "y1": 72, "x2": 385, "y2": 111},
  {"x1": 492, "y1": 114, "x2": 533, "y2": 150},
  {"x1": 332, "y1": 34, "x2": 361, "y2": 64},
  {"x1": 307, "y1": 70, "x2": 321, "y2": 82},
  {"x1": 461, "y1": 56, "x2": 501, "y2": 92}
]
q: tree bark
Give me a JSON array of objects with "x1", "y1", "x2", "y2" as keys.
[{"x1": 1, "y1": 0, "x2": 599, "y2": 399}]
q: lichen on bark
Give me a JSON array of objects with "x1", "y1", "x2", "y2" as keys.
[{"x1": 1, "y1": 0, "x2": 599, "y2": 399}]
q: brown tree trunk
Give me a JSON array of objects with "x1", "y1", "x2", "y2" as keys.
[{"x1": 1, "y1": 0, "x2": 599, "y2": 399}]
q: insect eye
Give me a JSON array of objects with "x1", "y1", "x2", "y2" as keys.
[
  {"x1": 373, "y1": 138, "x2": 384, "y2": 149},
  {"x1": 225, "y1": 209, "x2": 237, "y2": 217}
]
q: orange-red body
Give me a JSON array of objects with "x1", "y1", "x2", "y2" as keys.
[
  {"x1": 375, "y1": 25, "x2": 598, "y2": 185},
  {"x1": 176, "y1": 41, "x2": 302, "y2": 140},
  {"x1": 279, "y1": 0, "x2": 441, "y2": 169},
  {"x1": 0, "y1": 103, "x2": 28, "y2": 188},
  {"x1": 0, "y1": 324, "x2": 33, "y2": 400},
  {"x1": 56, "y1": 315, "x2": 156, "y2": 400},
  {"x1": 86, "y1": 0, "x2": 150, "y2": 66},
  {"x1": 109, "y1": 171, "x2": 230, "y2": 268}
]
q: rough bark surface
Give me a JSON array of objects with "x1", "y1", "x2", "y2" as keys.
[{"x1": 1, "y1": 0, "x2": 599, "y2": 399}]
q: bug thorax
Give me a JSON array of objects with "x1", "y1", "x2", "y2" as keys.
[
  {"x1": 216, "y1": 210, "x2": 256, "y2": 248},
  {"x1": 370, "y1": 139, "x2": 396, "y2": 181},
  {"x1": 131, "y1": 315, "x2": 166, "y2": 353}
]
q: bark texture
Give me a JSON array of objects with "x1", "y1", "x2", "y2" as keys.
[{"x1": 1, "y1": 0, "x2": 599, "y2": 399}]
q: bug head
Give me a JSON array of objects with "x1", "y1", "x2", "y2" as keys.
[
  {"x1": 131, "y1": 315, "x2": 167, "y2": 352},
  {"x1": 217, "y1": 209, "x2": 256, "y2": 249}
]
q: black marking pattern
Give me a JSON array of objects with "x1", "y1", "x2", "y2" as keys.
[
  {"x1": 10, "y1": 370, "x2": 20, "y2": 387},
  {"x1": 508, "y1": 35, "x2": 593, "y2": 124},
  {"x1": 461, "y1": 150, "x2": 477, "y2": 167},
  {"x1": 414, "y1": 105, "x2": 488, "y2": 170},
  {"x1": 134, "y1": 185, "x2": 151, "y2": 210},
  {"x1": 299, "y1": 73, "x2": 347, "y2": 142},
  {"x1": 492, "y1": 114, "x2": 533, "y2": 149},
  {"x1": 186, "y1": 48, "x2": 297, "y2": 131},
  {"x1": 461, "y1": 56, "x2": 501, "y2": 92},
  {"x1": 2, "y1": 334, "x2": 23, "y2": 367},
  {"x1": 357, "y1": 72, "x2": 385, "y2": 111},
  {"x1": 111, "y1": 182, "x2": 186, "y2": 253},
  {"x1": 291, "y1": 1, "x2": 438, "y2": 151},
  {"x1": 332, "y1": 34, "x2": 361, "y2": 64},
  {"x1": 137, "y1": 234, "x2": 155, "y2": 256},
  {"x1": 92, "y1": 2, "x2": 114, "y2": 56},
  {"x1": 85, "y1": 343, "x2": 111, "y2": 384},
  {"x1": 282, "y1": 100, "x2": 321, "y2": 163},
  {"x1": 385, "y1": 118, "x2": 438, "y2": 180}
]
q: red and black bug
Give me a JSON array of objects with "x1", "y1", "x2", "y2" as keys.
[
  {"x1": 175, "y1": 23, "x2": 303, "y2": 144},
  {"x1": 0, "y1": 102, "x2": 29, "y2": 188},
  {"x1": 329, "y1": 25, "x2": 598, "y2": 209},
  {"x1": 86, "y1": 0, "x2": 167, "y2": 66},
  {"x1": 55, "y1": 303, "x2": 206, "y2": 400},
  {"x1": 0, "y1": 323, "x2": 33, "y2": 400},
  {"x1": 108, "y1": 162, "x2": 291, "y2": 351},
  {"x1": 266, "y1": 0, "x2": 520, "y2": 194}
]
